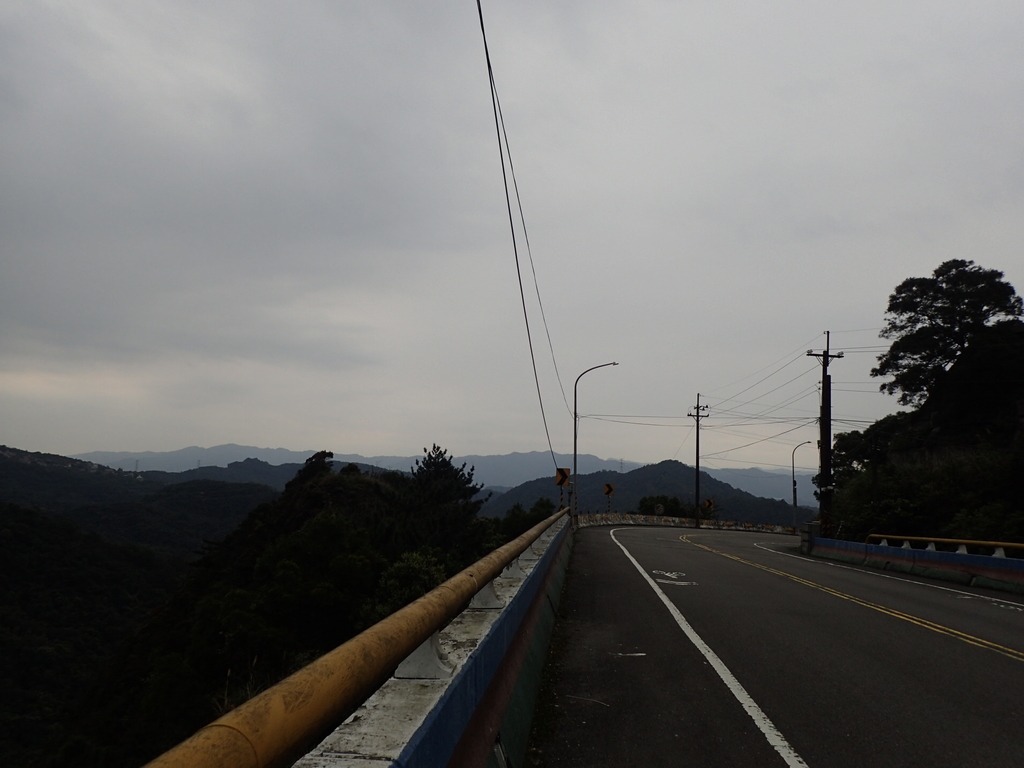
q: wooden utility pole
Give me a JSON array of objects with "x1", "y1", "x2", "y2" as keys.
[
  {"x1": 688, "y1": 394, "x2": 709, "y2": 527},
  {"x1": 807, "y1": 332, "x2": 843, "y2": 536}
]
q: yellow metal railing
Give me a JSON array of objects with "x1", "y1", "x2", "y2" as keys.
[
  {"x1": 866, "y1": 534, "x2": 1024, "y2": 554},
  {"x1": 142, "y1": 508, "x2": 567, "y2": 768}
]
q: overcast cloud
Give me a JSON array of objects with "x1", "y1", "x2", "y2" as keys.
[{"x1": 2, "y1": 1, "x2": 1023, "y2": 475}]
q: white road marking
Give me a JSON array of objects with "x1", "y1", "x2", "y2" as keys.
[
  {"x1": 566, "y1": 694, "x2": 610, "y2": 707},
  {"x1": 611, "y1": 529, "x2": 809, "y2": 768},
  {"x1": 655, "y1": 579, "x2": 698, "y2": 586},
  {"x1": 752, "y1": 542, "x2": 1024, "y2": 610},
  {"x1": 653, "y1": 570, "x2": 686, "y2": 579}
]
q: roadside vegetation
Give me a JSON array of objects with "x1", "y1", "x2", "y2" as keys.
[
  {"x1": 829, "y1": 260, "x2": 1024, "y2": 543},
  {"x1": 4, "y1": 446, "x2": 552, "y2": 768}
]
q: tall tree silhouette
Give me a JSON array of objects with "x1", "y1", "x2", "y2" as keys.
[{"x1": 872, "y1": 259, "x2": 1021, "y2": 405}]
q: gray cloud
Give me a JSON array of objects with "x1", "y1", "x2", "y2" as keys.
[{"x1": 2, "y1": 1, "x2": 1022, "y2": 469}]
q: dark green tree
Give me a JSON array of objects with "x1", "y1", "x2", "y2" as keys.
[
  {"x1": 411, "y1": 444, "x2": 485, "y2": 504},
  {"x1": 500, "y1": 498, "x2": 556, "y2": 541},
  {"x1": 362, "y1": 550, "x2": 448, "y2": 625},
  {"x1": 833, "y1": 321, "x2": 1024, "y2": 542},
  {"x1": 871, "y1": 259, "x2": 1022, "y2": 406}
]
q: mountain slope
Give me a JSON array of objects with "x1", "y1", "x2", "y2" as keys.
[
  {"x1": 705, "y1": 467, "x2": 817, "y2": 505},
  {"x1": 481, "y1": 459, "x2": 801, "y2": 525},
  {"x1": 0, "y1": 447, "x2": 280, "y2": 557}
]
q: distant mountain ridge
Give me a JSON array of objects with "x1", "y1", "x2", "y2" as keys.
[
  {"x1": 72, "y1": 444, "x2": 319, "y2": 473},
  {"x1": 72, "y1": 445, "x2": 645, "y2": 489},
  {"x1": 704, "y1": 467, "x2": 817, "y2": 507},
  {"x1": 482, "y1": 459, "x2": 805, "y2": 526},
  {"x1": 71, "y1": 444, "x2": 817, "y2": 503}
]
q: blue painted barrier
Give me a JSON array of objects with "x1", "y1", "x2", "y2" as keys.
[
  {"x1": 397, "y1": 522, "x2": 570, "y2": 768},
  {"x1": 296, "y1": 519, "x2": 573, "y2": 768},
  {"x1": 811, "y1": 535, "x2": 1024, "y2": 594}
]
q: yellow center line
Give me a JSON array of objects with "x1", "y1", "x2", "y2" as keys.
[{"x1": 680, "y1": 535, "x2": 1024, "y2": 664}]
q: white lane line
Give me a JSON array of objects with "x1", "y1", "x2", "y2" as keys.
[
  {"x1": 610, "y1": 529, "x2": 809, "y2": 768},
  {"x1": 752, "y1": 542, "x2": 1024, "y2": 610}
]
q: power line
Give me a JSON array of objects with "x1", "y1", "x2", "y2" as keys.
[
  {"x1": 509, "y1": 133, "x2": 572, "y2": 418},
  {"x1": 703, "y1": 455, "x2": 819, "y2": 471},
  {"x1": 476, "y1": 1, "x2": 559, "y2": 470},
  {"x1": 670, "y1": 423, "x2": 696, "y2": 461},
  {"x1": 707, "y1": 354, "x2": 809, "y2": 408},
  {"x1": 586, "y1": 417, "x2": 690, "y2": 428},
  {"x1": 709, "y1": 366, "x2": 820, "y2": 418},
  {"x1": 704, "y1": 334, "x2": 823, "y2": 395},
  {"x1": 700, "y1": 422, "x2": 815, "y2": 459},
  {"x1": 831, "y1": 327, "x2": 883, "y2": 335},
  {"x1": 711, "y1": 382, "x2": 820, "y2": 423},
  {"x1": 586, "y1": 413, "x2": 690, "y2": 420},
  {"x1": 705, "y1": 423, "x2": 814, "y2": 440}
]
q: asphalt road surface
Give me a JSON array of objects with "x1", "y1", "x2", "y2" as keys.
[{"x1": 526, "y1": 526, "x2": 1024, "y2": 768}]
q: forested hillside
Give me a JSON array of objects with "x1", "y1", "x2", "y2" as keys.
[
  {"x1": 33, "y1": 447, "x2": 551, "y2": 768},
  {"x1": 0, "y1": 446, "x2": 166, "y2": 511},
  {"x1": 0, "y1": 505, "x2": 184, "y2": 767},
  {"x1": 0, "y1": 447, "x2": 281, "y2": 557},
  {"x1": 61, "y1": 480, "x2": 279, "y2": 556}
]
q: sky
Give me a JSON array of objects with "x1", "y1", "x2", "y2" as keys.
[{"x1": 2, "y1": 1, "x2": 1023, "y2": 476}]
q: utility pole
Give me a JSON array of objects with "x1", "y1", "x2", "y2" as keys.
[
  {"x1": 807, "y1": 332, "x2": 843, "y2": 536},
  {"x1": 688, "y1": 393, "x2": 709, "y2": 528}
]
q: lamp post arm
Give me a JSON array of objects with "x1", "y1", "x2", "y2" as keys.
[
  {"x1": 572, "y1": 361, "x2": 618, "y2": 518},
  {"x1": 791, "y1": 440, "x2": 813, "y2": 526}
]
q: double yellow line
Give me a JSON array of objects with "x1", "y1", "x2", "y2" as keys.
[{"x1": 681, "y1": 535, "x2": 1024, "y2": 664}]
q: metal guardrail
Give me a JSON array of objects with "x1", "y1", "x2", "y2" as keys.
[
  {"x1": 142, "y1": 509, "x2": 567, "y2": 768},
  {"x1": 866, "y1": 534, "x2": 1024, "y2": 558}
]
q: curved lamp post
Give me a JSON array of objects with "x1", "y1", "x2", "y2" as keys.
[
  {"x1": 791, "y1": 440, "x2": 813, "y2": 527},
  {"x1": 573, "y1": 362, "x2": 618, "y2": 519}
]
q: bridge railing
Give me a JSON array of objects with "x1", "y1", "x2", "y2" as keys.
[
  {"x1": 576, "y1": 512, "x2": 797, "y2": 535},
  {"x1": 142, "y1": 509, "x2": 568, "y2": 768},
  {"x1": 808, "y1": 529, "x2": 1024, "y2": 594},
  {"x1": 865, "y1": 533, "x2": 1024, "y2": 558}
]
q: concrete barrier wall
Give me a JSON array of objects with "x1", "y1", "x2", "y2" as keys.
[
  {"x1": 452, "y1": 521, "x2": 573, "y2": 768},
  {"x1": 577, "y1": 513, "x2": 796, "y2": 535},
  {"x1": 295, "y1": 519, "x2": 573, "y2": 768},
  {"x1": 811, "y1": 537, "x2": 1024, "y2": 594}
]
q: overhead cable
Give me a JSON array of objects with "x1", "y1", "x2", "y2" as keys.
[
  {"x1": 700, "y1": 422, "x2": 816, "y2": 459},
  {"x1": 476, "y1": 0, "x2": 560, "y2": 469}
]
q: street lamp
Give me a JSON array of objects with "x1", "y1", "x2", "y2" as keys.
[
  {"x1": 573, "y1": 361, "x2": 618, "y2": 521},
  {"x1": 791, "y1": 440, "x2": 813, "y2": 527}
]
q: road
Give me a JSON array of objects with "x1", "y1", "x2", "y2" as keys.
[{"x1": 526, "y1": 526, "x2": 1024, "y2": 768}]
